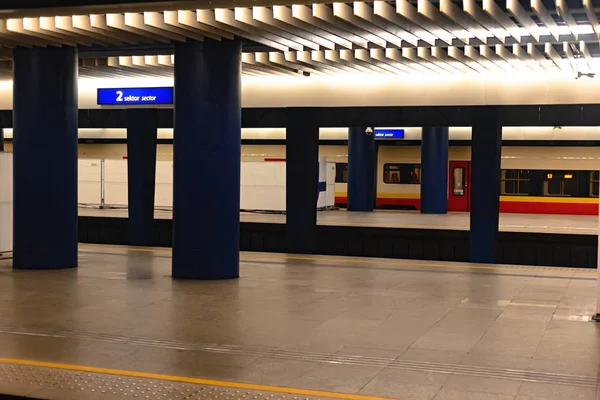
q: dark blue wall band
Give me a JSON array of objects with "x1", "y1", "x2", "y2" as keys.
[
  {"x1": 286, "y1": 108, "x2": 319, "y2": 254},
  {"x1": 470, "y1": 107, "x2": 502, "y2": 263},
  {"x1": 348, "y1": 127, "x2": 375, "y2": 211},
  {"x1": 172, "y1": 38, "x2": 241, "y2": 280},
  {"x1": 12, "y1": 46, "x2": 78, "y2": 269},
  {"x1": 318, "y1": 181, "x2": 327, "y2": 192},
  {"x1": 420, "y1": 127, "x2": 449, "y2": 214},
  {"x1": 126, "y1": 108, "x2": 158, "y2": 246}
]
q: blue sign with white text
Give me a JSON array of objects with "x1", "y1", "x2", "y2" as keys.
[
  {"x1": 97, "y1": 87, "x2": 174, "y2": 106},
  {"x1": 374, "y1": 129, "x2": 405, "y2": 139}
]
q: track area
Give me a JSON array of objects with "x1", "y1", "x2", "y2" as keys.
[
  {"x1": 0, "y1": 246, "x2": 598, "y2": 399},
  {"x1": 78, "y1": 208, "x2": 598, "y2": 235}
]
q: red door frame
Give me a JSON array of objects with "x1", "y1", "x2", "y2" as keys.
[{"x1": 448, "y1": 161, "x2": 471, "y2": 212}]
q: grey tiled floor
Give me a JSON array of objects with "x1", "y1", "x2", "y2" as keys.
[
  {"x1": 0, "y1": 245, "x2": 599, "y2": 400},
  {"x1": 78, "y1": 207, "x2": 598, "y2": 235}
]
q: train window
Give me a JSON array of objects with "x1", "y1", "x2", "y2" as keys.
[
  {"x1": 501, "y1": 170, "x2": 530, "y2": 195},
  {"x1": 452, "y1": 168, "x2": 465, "y2": 196},
  {"x1": 590, "y1": 171, "x2": 599, "y2": 197},
  {"x1": 543, "y1": 171, "x2": 578, "y2": 197},
  {"x1": 383, "y1": 164, "x2": 420, "y2": 184},
  {"x1": 335, "y1": 163, "x2": 348, "y2": 183}
]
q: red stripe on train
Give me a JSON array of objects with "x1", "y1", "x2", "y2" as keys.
[
  {"x1": 335, "y1": 196, "x2": 347, "y2": 205},
  {"x1": 500, "y1": 201, "x2": 598, "y2": 215},
  {"x1": 336, "y1": 197, "x2": 421, "y2": 209},
  {"x1": 337, "y1": 196, "x2": 598, "y2": 215}
]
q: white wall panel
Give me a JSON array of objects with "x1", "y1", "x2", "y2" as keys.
[
  {"x1": 319, "y1": 145, "x2": 347, "y2": 163},
  {"x1": 317, "y1": 156, "x2": 327, "y2": 209},
  {"x1": 242, "y1": 144, "x2": 285, "y2": 161},
  {"x1": 78, "y1": 159, "x2": 102, "y2": 206},
  {"x1": 501, "y1": 147, "x2": 600, "y2": 170},
  {"x1": 0, "y1": 153, "x2": 12, "y2": 253},
  {"x1": 326, "y1": 162, "x2": 335, "y2": 208},
  {"x1": 103, "y1": 159, "x2": 128, "y2": 207},
  {"x1": 240, "y1": 162, "x2": 286, "y2": 211},
  {"x1": 155, "y1": 161, "x2": 173, "y2": 208}
]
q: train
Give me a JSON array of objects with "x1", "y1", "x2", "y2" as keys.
[
  {"x1": 245, "y1": 145, "x2": 600, "y2": 215},
  {"x1": 2, "y1": 126, "x2": 600, "y2": 215}
]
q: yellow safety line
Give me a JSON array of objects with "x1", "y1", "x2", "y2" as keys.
[
  {"x1": 0, "y1": 358, "x2": 394, "y2": 400},
  {"x1": 79, "y1": 244, "x2": 594, "y2": 275}
]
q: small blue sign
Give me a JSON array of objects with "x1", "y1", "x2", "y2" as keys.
[
  {"x1": 374, "y1": 128, "x2": 405, "y2": 139},
  {"x1": 97, "y1": 87, "x2": 174, "y2": 106}
]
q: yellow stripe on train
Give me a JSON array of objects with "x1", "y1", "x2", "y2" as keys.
[{"x1": 337, "y1": 192, "x2": 599, "y2": 205}]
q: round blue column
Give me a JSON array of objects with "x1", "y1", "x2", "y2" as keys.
[
  {"x1": 348, "y1": 127, "x2": 375, "y2": 211},
  {"x1": 172, "y1": 38, "x2": 241, "y2": 280},
  {"x1": 420, "y1": 127, "x2": 448, "y2": 214},
  {"x1": 12, "y1": 46, "x2": 78, "y2": 269}
]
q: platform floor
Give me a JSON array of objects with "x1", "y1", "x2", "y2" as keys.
[
  {"x1": 79, "y1": 207, "x2": 598, "y2": 235},
  {"x1": 0, "y1": 246, "x2": 599, "y2": 400}
]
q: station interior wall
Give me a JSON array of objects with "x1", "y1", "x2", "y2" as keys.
[
  {"x1": 0, "y1": 152, "x2": 11, "y2": 253},
  {"x1": 5, "y1": 126, "x2": 600, "y2": 143},
  {"x1": 4, "y1": 142, "x2": 600, "y2": 170},
  {"x1": 3, "y1": 71, "x2": 600, "y2": 108}
]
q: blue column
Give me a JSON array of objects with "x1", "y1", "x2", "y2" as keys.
[
  {"x1": 126, "y1": 108, "x2": 158, "y2": 246},
  {"x1": 12, "y1": 46, "x2": 78, "y2": 269},
  {"x1": 0, "y1": 127, "x2": 4, "y2": 151},
  {"x1": 420, "y1": 127, "x2": 448, "y2": 214},
  {"x1": 286, "y1": 108, "x2": 319, "y2": 254},
  {"x1": 348, "y1": 127, "x2": 375, "y2": 211},
  {"x1": 470, "y1": 107, "x2": 502, "y2": 263},
  {"x1": 172, "y1": 38, "x2": 241, "y2": 280}
]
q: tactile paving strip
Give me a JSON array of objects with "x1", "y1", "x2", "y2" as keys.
[{"x1": 0, "y1": 363, "x2": 334, "y2": 400}]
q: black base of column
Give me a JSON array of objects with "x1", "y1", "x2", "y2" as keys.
[
  {"x1": 469, "y1": 107, "x2": 502, "y2": 263},
  {"x1": 286, "y1": 108, "x2": 319, "y2": 254},
  {"x1": 127, "y1": 108, "x2": 158, "y2": 246}
]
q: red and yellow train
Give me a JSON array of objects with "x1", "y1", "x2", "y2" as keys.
[{"x1": 330, "y1": 146, "x2": 600, "y2": 215}]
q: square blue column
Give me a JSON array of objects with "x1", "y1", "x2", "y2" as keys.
[
  {"x1": 286, "y1": 108, "x2": 319, "y2": 254},
  {"x1": 470, "y1": 107, "x2": 502, "y2": 263},
  {"x1": 12, "y1": 46, "x2": 78, "y2": 269},
  {"x1": 421, "y1": 127, "x2": 449, "y2": 214},
  {"x1": 172, "y1": 38, "x2": 241, "y2": 280},
  {"x1": 348, "y1": 127, "x2": 375, "y2": 211},
  {"x1": 126, "y1": 108, "x2": 158, "y2": 246}
]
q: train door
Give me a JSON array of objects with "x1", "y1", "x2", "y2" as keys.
[{"x1": 448, "y1": 161, "x2": 471, "y2": 212}]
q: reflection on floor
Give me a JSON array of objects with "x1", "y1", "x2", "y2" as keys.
[
  {"x1": 78, "y1": 208, "x2": 598, "y2": 235},
  {"x1": 0, "y1": 246, "x2": 598, "y2": 399}
]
